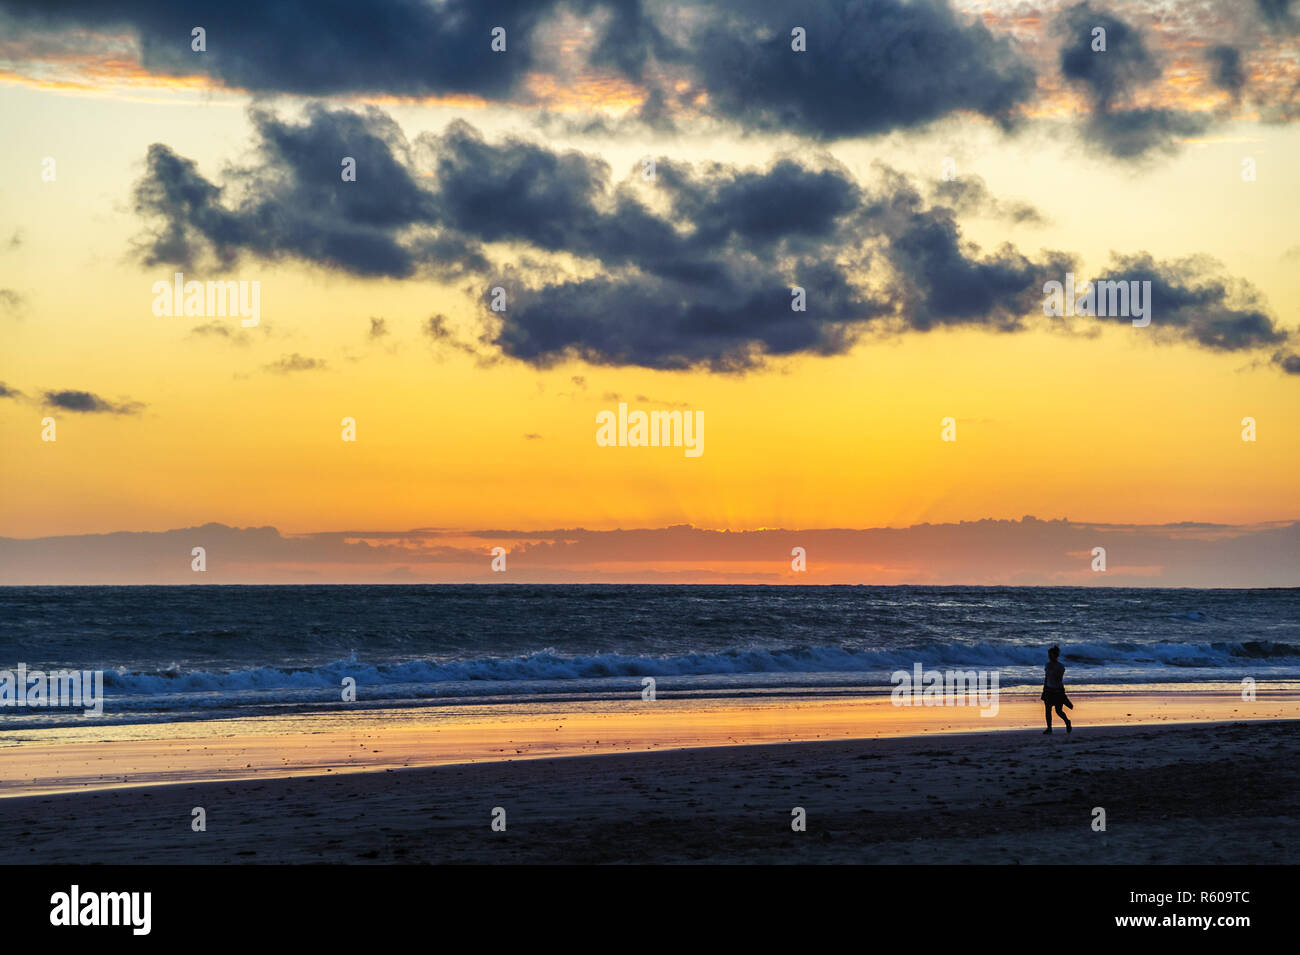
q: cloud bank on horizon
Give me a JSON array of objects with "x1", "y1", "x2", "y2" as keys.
[{"x1": 2, "y1": 518, "x2": 1297, "y2": 586}]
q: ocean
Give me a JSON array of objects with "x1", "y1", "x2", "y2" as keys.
[{"x1": 2, "y1": 585, "x2": 1297, "y2": 730}]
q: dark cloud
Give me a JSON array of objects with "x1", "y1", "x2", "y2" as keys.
[
  {"x1": 0, "y1": 0, "x2": 564, "y2": 98},
  {"x1": 1059, "y1": 4, "x2": 1157, "y2": 110},
  {"x1": 666, "y1": 0, "x2": 1036, "y2": 139},
  {"x1": 42, "y1": 390, "x2": 144, "y2": 414},
  {"x1": 420, "y1": 121, "x2": 656, "y2": 262},
  {"x1": 929, "y1": 175, "x2": 1045, "y2": 225},
  {"x1": 422, "y1": 121, "x2": 867, "y2": 270},
  {"x1": 1081, "y1": 108, "x2": 1210, "y2": 159},
  {"x1": 1098, "y1": 253, "x2": 1290, "y2": 352},
  {"x1": 368, "y1": 317, "x2": 388, "y2": 339},
  {"x1": 0, "y1": 382, "x2": 23, "y2": 399},
  {"x1": 132, "y1": 144, "x2": 240, "y2": 270},
  {"x1": 474, "y1": 153, "x2": 889, "y2": 370},
  {"x1": 656, "y1": 158, "x2": 864, "y2": 251},
  {"x1": 132, "y1": 107, "x2": 1290, "y2": 373},
  {"x1": 1207, "y1": 45, "x2": 1246, "y2": 97},
  {"x1": 580, "y1": 0, "x2": 676, "y2": 81},
  {"x1": 881, "y1": 208, "x2": 1071, "y2": 332},
  {"x1": 1057, "y1": 3, "x2": 1208, "y2": 158},
  {"x1": 493, "y1": 269, "x2": 880, "y2": 371},
  {"x1": 133, "y1": 105, "x2": 442, "y2": 277},
  {"x1": 2, "y1": 0, "x2": 1037, "y2": 141},
  {"x1": 851, "y1": 169, "x2": 1068, "y2": 334},
  {"x1": 1256, "y1": 0, "x2": 1298, "y2": 31},
  {"x1": 425, "y1": 139, "x2": 1053, "y2": 368},
  {"x1": 131, "y1": 108, "x2": 893, "y2": 370},
  {"x1": 265, "y1": 354, "x2": 326, "y2": 374},
  {"x1": 6, "y1": 0, "x2": 1281, "y2": 155}
]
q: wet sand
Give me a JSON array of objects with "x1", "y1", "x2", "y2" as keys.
[
  {"x1": 2, "y1": 689, "x2": 1294, "y2": 797},
  {"x1": 1, "y1": 717, "x2": 1296, "y2": 864}
]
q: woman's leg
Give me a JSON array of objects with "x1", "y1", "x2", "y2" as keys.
[
  {"x1": 1055, "y1": 704, "x2": 1071, "y2": 729},
  {"x1": 1044, "y1": 702, "x2": 1053, "y2": 729}
]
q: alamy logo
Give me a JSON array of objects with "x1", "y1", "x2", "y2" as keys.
[
  {"x1": 595, "y1": 402, "x2": 704, "y2": 457},
  {"x1": 0, "y1": 663, "x2": 103, "y2": 716},
  {"x1": 1042, "y1": 272, "x2": 1151, "y2": 327},
  {"x1": 50, "y1": 885, "x2": 151, "y2": 935},
  {"x1": 152, "y1": 271, "x2": 260, "y2": 327},
  {"x1": 890, "y1": 663, "x2": 1000, "y2": 717}
]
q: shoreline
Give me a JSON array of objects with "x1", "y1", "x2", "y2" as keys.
[
  {"x1": 1, "y1": 720, "x2": 1295, "y2": 864},
  {"x1": 2, "y1": 689, "x2": 1296, "y2": 798}
]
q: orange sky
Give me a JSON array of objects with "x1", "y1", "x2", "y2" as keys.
[{"x1": 1, "y1": 0, "x2": 1297, "y2": 586}]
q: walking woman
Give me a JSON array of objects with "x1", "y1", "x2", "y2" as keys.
[{"x1": 1041, "y1": 645, "x2": 1072, "y2": 734}]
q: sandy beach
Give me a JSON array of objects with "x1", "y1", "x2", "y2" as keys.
[
  {"x1": 2, "y1": 718, "x2": 1295, "y2": 864},
  {"x1": 3, "y1": 687, "x2": 1296, "y2": 795}
]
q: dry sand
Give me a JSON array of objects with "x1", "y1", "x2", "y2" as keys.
[{"x1": 1, "y1": 720, "x2": 1295, "y2": 864}]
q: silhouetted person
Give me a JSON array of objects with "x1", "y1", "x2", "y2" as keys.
[{"x1": 1041, "y1": 645, "x2": 1072, "y2": 734}]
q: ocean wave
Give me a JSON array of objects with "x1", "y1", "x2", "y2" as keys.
[{"x1": 93, "y1": 639, "x2": 1300, "y2": 695}]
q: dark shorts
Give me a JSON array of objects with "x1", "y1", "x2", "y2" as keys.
[{"x1": 1041, "y1": 686, "x2": 1068, "y2": 706}]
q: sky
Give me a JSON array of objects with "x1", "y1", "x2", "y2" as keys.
[{"x1": 0, "y1": 0, "x2": 1297, "y2": 584}]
